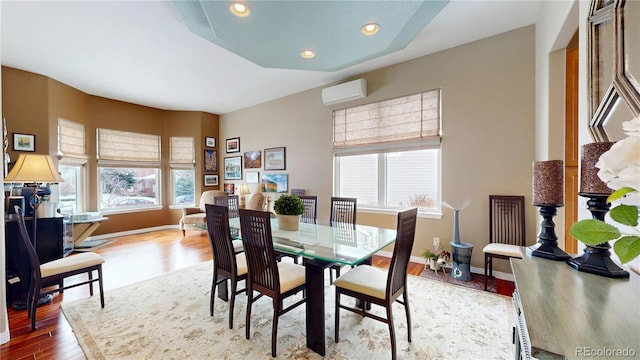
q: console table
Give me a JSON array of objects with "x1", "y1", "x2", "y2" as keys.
[{"x1": 511, "y1": 252, "x2": 640, "y2": 359}]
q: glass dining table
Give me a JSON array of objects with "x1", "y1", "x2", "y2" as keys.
[{"x1": 203, "y1": 217, "x2": 397, "y2": 356}]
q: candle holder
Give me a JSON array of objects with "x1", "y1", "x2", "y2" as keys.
[
  {"x1": 527, "y1": 204, "x2": 570, "y2": 260},
  {"x1": 566, "y1": 193, "x2": 629, "y2": 278}
]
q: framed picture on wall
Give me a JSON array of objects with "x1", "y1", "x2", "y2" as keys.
[
  {"x1": 205, "y1": 136, "x2": 216, "y2": 148},
  {"x1": 264, "y1": 147, "x2": 286, "y2": 170},
  {"x1": 224, "y1": 183, "x2": 235, "y2": 194},
  {"x1": 244, "y1": 150, "x2": 261, "y2": 168},
  {"x1": 261, "y1": 173, "x2": 288, "y2": 193},
  {"x1": 204, "y1": 149, "x2": 217, "y2": 172},
  {"x1": 13, "y1": 133, "x2": 35, "y2": 152},
  {"x1": 226, "y1": 137, "x2": 240, "y2": 153},
  {"x1": 204, "y1": 174, "x2": 218, "y2": 186},
  {"x1": 224, "y1": 156, "x2": 242, "y2": 180},
  {"x1": 246, "y1": 171, "x2": 259, "y2": 184}
]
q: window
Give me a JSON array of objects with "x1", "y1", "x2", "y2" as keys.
[
  {"x1": 170, "y1": 137, "x2": 195, "y2": 206},
  {"x1": 57, "y1": 119, "x2": 87, "y2": 213},
  {"x1": 97, "y1": 128, "x2": 161, "y2": 212},
  {"x1": 333, "y1": 89, "x2": 441, "y2": 214}
]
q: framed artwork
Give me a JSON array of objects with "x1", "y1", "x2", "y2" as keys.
[
  {"x1": 264, "y1": 146, "x2": 286, "y2": 170},
  {"x1": 204, "y1": 174, "x2": 218, "y2": 186},
  {"x1": 205, "y1": 136, "x2": 216, "y2": 148},
  {"x1": 224, "y1": 156, "x2": 242, "y2": 180},
  {"x1": 13, "y1": 133, "x2": 35, "y2": 152},
  {"x1": 224, "y1": 183, "x2": 235, "y2": 194},
  {"x1": 204, "y1": 149, "x2": 217, "y2": 172},
  {"x1": 226, "y1": 137, "x2": 240, "y2": 153},
  {"x1": 261, "y1": 173, "x2": 288, "y2": 193},
  {"x1": 244, "y1": 150, "x2": 261, "y2": 168},
  {"x1": 246, "y1": 171, "x2": 259, "y2": 184}
]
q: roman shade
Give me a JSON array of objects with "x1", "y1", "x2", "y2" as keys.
[
  {"x1": 58, "y1": 118, "x2": 86, "y2": 159},
  {"x1": 96, "y1": 128, "x2": 161, "y2": 166},
  {"x1": 170, "y1": 136, "x2": 195, "y2": 168}
]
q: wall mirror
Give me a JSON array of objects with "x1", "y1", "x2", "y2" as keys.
[{"x1": 588, "y1": 0, "x2": 640, "y2": 142}]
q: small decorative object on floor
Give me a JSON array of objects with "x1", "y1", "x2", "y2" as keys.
[
  {"x1": 444, "y1": 200, "x2": 473, "y2": 281},
  {"x1": 566, "y1": 142, "x2": 629, "y2": 278},
  {"x1": 528, "y1": 160, "x2": 570, "y2": 260}
]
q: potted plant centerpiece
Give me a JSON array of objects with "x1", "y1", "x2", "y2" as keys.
[{"x1": 273, "y1": 193, "x2": 305, "y2": 231}]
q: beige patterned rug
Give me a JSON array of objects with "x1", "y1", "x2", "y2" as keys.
[{"x1": 62, "y1": 261, "x2": 514, "y2": 359}]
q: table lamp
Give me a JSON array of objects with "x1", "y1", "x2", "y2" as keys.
[{"x1": 237, "y1": 184, "x2": 251, "y2": 208}]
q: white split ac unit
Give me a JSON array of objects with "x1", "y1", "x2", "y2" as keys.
[{"x1": 321, "y1": 79, "x2": 367, "y2": 105}]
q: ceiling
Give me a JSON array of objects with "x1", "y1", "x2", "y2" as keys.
[{"x1": 1, "y1": 1, "x2": 541, "y2": 115}]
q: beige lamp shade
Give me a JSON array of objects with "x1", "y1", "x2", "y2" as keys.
[
  {"x1": 237, "y1": 184, "x2": 251, "y2": 196},
  {"x1": 4, "y1": 154, "x2": 64, "y2": 183}
]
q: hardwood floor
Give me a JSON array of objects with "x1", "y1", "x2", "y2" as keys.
[{"x1": 1, "y1": 228, "x2": 506, "y2": 359}]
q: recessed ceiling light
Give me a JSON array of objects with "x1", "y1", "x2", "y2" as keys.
[
  {"x1": 300, "y1": 50, "x2": 315, "y2": 59},
  {"x1": 361, "y1": 23, "x2": 380, "y2": 36},
  {"x1": 230, "y1": 2, "x2": 250, "y2": 17}
]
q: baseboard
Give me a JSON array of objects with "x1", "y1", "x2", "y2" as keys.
[
  {"x1": 378, "y1": 251, "x2": 514, "y2": 282},
  {"x1": 86, "y1": 224, "x2": 180, "y2": 241}
]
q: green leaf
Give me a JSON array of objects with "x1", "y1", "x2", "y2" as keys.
[
  {"x1": 570, "y1": 219, "x2": 621, "y2": 245},
  {"x1": 613, "y1": 236, "x2": 640, "y2": 264},
  {"x1": 610, "y1": 204, "x2": 639, "y2": 227},
  {"x1": 607, "y1": 187, "x2": 636, "y2": 203}
]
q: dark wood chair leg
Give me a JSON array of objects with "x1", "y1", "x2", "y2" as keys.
[
  {"x1": 404, "y1": 292, "x2": 412, "y2": 342},
  {"x1": 387, "y1": 304, "x2": 397, "y2": 360},
  {"x1": 271, "y1": 303, "x2": 279, "y2": 357}
]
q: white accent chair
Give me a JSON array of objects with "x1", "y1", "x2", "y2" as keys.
[{"x1": 180, "y1": 190, "x2": 227, "y2": 236}]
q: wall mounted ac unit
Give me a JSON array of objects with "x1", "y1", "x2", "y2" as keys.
[{"x1": 321, "y1": 79, "x2": 367, "y2": 105}]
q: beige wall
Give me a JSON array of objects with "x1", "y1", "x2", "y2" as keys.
[{"x1": 221, "y1": 26, "x2": 537, "y2": 271}]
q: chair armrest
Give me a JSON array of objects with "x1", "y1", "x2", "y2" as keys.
[{"x1": 182, "y1": 207, "x2": 202, "y2": 216}]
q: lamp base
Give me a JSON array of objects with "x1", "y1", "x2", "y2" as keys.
[
  {"x1": 527, "y1": 242, "x2": 570, "y2": 261},
  {"x1": 566, "y1": 247, "x2": 630, "y2": 278}
]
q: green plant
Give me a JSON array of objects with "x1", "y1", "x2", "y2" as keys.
[
  {"x1": 273, "y1": 194, "x2": 305, "y2": 215},
  {"x1": 421, "y1": 249, "x2": 439, "y2": 260}
]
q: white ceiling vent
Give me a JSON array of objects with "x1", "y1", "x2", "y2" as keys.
[{"x1": 321, "y1": 79, "x2": 367, "y2": 105}]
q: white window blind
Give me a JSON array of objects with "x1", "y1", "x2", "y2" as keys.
[
  {"x1": 170, "y1": 137, "x2": 195, "y2": 167},
  {"x1": 97, "y1": 128, "x2": 161, "y2": 165},
  {"x1": 333, "y1": 89, "x2": 441, "y2": 155},
  {"x1": 58, "y1": 118, "x2": 86, "y2": 158}
]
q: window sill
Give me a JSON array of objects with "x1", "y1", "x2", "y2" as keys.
[
  {"x1": 101, "y1": 205, "x2": 163, "y2": 215},
  {"x1": 168, "y1": 204, "x2": 196, "y2": 210},
  {"x1": 358, "y1": 207, "x2": 442, "y2": 219}
]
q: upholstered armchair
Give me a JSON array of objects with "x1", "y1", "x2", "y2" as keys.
[
  {"x1": 246, "y1": 192, "x2": 266, "y2": 211},
  {"x1": 180, "y1": 190, "x2": 227, "y2": 236}
]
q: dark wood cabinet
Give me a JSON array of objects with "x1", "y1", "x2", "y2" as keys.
[{"x1": 4, "y1": 215, "x2": 66, "y2": 301}]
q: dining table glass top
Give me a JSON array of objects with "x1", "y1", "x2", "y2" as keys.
[{"x1": 200, "y1": 217, "x2": 397, "y2": 266}]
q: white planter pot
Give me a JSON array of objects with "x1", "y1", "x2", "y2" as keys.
[{"x1": 277, "y1": 214, "x2": 301, "y2": 231}]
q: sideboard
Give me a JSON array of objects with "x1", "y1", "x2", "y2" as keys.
[{"x1": 511, "y1": 252, "x2": 639, "y2": 359}]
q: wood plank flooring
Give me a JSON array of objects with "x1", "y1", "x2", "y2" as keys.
[{"x1": 0, "y1": 228, "x2": 503, "y2": 359}]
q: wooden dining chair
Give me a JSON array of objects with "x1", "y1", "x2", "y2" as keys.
[
  {"x1": 329, "y1": 197, "x2": 357, "y2": 284},
  {"x1": 213, "y1": 196, "x2": 243, "y2": 253},
  {"x1": 482, "y1": 195, "x2": 526, "y2": 291},
  {"x1": 238, "y1": 208, "x2": 306, "y2": 357},
  {"x1": 334, "y1": 208, "x2": 417, "y2": 360},
  {"x1": 298, "y1": 195, "x2": 318, "y2": 224},
  {"x1": 205, "y1": 204, "x2": 248, "y2": 329},
  {"x1": 14, "y1": 206, "x2": 105, "y2": 330}
]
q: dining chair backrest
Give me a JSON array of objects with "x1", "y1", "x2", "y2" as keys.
[
  {"x1": 214, "y1": 195, "x2": 240, "y2": 219},
  {"x1": 205, "y1": 204, "x2": 237, "y2": 275},
  {"x1": 386, "y1": 208, "x2": 418, "y2": 298},
  {"x1": 489, "y1": 195, "x2": 526, "y2": 246},
  {"x1": 238, "y1": 209, "x2": 280, "y2": 296},
  {"x1": 330, "y1": 197, "x2": 357, "y2": 226},
  {"x1": 299, "y1": 195, "x2": 318, "y2": 224},
  {"x1": 14, "y1": 206, "x2": 42, "y2": 282}
]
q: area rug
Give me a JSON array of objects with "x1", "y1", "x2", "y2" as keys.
[{"x1": 62, "y1": 262, "x2": 514, "y2": 360}]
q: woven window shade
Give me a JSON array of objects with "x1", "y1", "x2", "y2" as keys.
[
  {"x1": 333, "y1": 89, "x2": 441, "y2": 155},
  {"x1": 170, "y1": 136, "x2": 195, "y2": 167},
  {"x1": 97, "y1": 128, "x2": 161, "y2": 163},
  {"x1": 58, "y1": 118, "x2": 86, "y2": 158}
]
